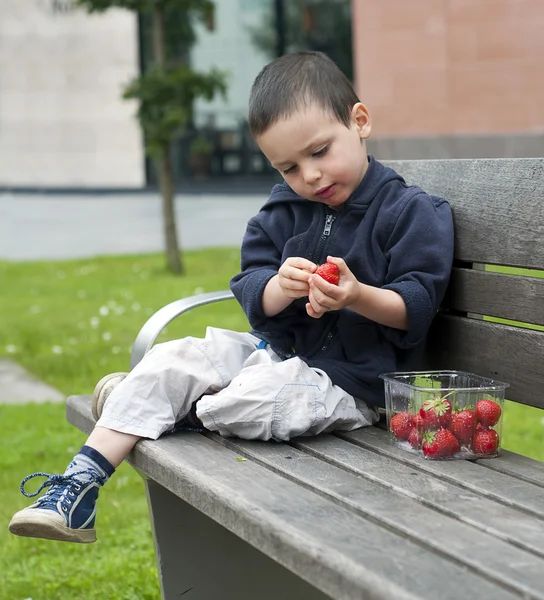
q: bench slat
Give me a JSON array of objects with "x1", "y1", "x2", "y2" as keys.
[
  {"x1": 424, "y1": 315, "x2": 544, "y2": 409},
  {"x1": 65, "y1": 395, "x2": 520, "y2": 600},
  {"x1": 475, "y1": 451, "x2": 544, "y2": 488},
  {"x1": 386, "y1": 158, "x2": 544, "y2": 269},
  {"x1": 216, "y1": 435, "x2": 544, "y2": 600},
  {"x1": 337, "y1": 428, "x2": 544, "y2": 519},
  {"x1": 292, "y1": 432, "x2": 544, "y2": 558},
  {"x1": 445, "y1": 267, "x2": 544, "y2": 326}
]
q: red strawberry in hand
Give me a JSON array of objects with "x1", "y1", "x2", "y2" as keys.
[
  {"x1": 315, "y1": 262, "x2": 340, "y2": 285},
  {"x1": 422, "y1": 428, "x2": 459, "y2": 459},
  {"x1": 390, "y1": 412, "x2": 414, "y2": 440},
  {"x1": 451, "y1": 409, "x2": 476, "y2": 444},
  {"x1": 475, "y1": 399, "x2": 501, "y2": 427},
  {"x1": 473, "y1": 428, "x2": 499, "y2": 455},
  {"x1": 420, "y1": 397, "x2": 453, "y2": 429}
]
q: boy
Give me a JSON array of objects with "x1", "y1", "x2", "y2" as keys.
[{"x1": 9, "y1": 51, "x2": 454, "y2": 543}]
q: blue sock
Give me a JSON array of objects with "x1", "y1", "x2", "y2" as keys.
[{"x1": 64, "y1": 445, "x2": 115, "y2": 483}]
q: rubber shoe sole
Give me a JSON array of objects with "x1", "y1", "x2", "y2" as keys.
[
  {"x1": 9, "y1": 508, "x2": 96, "y2": 544},
  {"x1": 92, "y1": 372, "x2": 128, "y2": 421}
]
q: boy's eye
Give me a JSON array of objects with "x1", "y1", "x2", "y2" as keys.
[
  {"x1": 283, "y1": 165, "x2": 297, "y2": 175},
  {"x1": 312, "y1": 145, "x2": 329, "y2": 158}
]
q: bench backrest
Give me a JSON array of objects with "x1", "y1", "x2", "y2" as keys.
[{"x1": 385, "y1": 158, "x2": 544, "y2": 410}]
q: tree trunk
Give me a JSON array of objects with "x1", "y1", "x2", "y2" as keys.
[
  {"x1": 152, "y1": 0, "x2": 183, "y2": 275},
  {"x1": 156, "y1": 144, "x2": 183, "y2": 274}
]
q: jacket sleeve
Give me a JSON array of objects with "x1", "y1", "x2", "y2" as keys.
[
  {"x1": 381, "y1": 193, "x2": 454, "y2": 349},
  {"x1": 229, "y1": 217, "x2": 283, "y2": 331}
]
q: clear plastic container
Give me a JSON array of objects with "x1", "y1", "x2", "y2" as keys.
[{"x1": 380, "y1": 371, "x2": 509, "y2": 460}]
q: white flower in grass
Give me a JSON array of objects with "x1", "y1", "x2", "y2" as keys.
[
  {"x1": 112, "y1": 346, "x2": 121, "y2": 354},
  {"x1": 102, "y1": 332, "x2": 112, "y2": 341},
  {"x1": 194, "y1": 287, "x2": 204, "y2": 295},
  {"x1": 107, "y1": 300, "x2": 117, "y2": 308},
  {"x1": 99, "y1": 306, "x2": 109, "y2": 316},
  {"x1": 77, "y1": 290, "x2": 87, "y2": 299},
  {"x1": 131, "y1": 302, "x2": 141, "y2": 312},
  {"x1": 52, "y1": 346, "x2": 63, "y2": 354},
  {"x1": 6, "y1": 345, "x2": 17, "y2": 353},
  {"x1": 29, "y1": 305, "x2": 42, "y2": 314},
  {"x1": 90, "y1": 317, "x2": 100, "y2": 328},
  {"x1": 114, "y1": 306, "x2": 126, "y2": 315},
  {"x1": 122, "y1": 290, "x2": 133, "y2": 300}
]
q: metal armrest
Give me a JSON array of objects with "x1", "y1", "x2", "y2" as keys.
[{"x1": 130, "y1": 290, "x2": 235, "y2": 369}]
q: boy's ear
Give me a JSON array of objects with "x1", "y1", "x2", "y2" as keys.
[{"x1": 351, "y1": 103, "x2": 372, "y2": 139}]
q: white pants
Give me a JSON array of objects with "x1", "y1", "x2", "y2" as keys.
[{"x1": 96, "y1": 327, "x2": 378, "y2": 441}]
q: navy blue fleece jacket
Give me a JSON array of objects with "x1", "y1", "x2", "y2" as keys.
[{"x1": 230, "y1": 156, "x2": 454, "y2": 407}]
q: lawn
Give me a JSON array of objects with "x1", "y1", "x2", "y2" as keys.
[{"x1": 1, "y1": 249, "x2": 542, "y2": 600}]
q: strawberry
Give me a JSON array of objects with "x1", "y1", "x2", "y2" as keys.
[
  {"x1": 315, "y1": 262, "x2": 340, "y2": 285},
  {"x1": 475, "y1": 399, "x2": 502, "y2": 427},
  {"x1": 390, "y1": 412, "x2": 414, "y2": 440},
  {"x1": 413, "y1": 413, "x2": 427, "y2": 432},
  {"x1": 422, "y1": 428, "x2": 459, "y2": 459},
  {"x1": 420, "y1": 397, "x2": 453, "y2": 429},
  {"x1": 473, "y1": 428, "x2": 499, "y2": 455},
  {"x1": 408, "y1": 426, "x2": 423, "y2": 449},
  {"x1": 451, "y1": 409, "x2": 476, "y2": 444}
]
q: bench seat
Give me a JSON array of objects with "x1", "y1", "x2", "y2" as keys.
[{"x1": 67, "y1": 394, "x2": 544, "y2": 600}]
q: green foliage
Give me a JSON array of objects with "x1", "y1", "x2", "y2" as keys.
[
  {"x1": 77, "y1": 0, "x2": 214, "y2": 17},
  {"x1": 77, "y1": 0, "x2": 227, "y2": 156},
  {"x1": 123, "y1": 66, "x2": 226, "y2": 155},
  {"x1": 190, "y1": 133, "x2": 214, "y2": 156}
]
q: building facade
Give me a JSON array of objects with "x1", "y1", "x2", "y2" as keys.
[
  {"x1": 0, "y1": 0, "x2": 144, "y2": 187},
  {"x1": 352, "y1": 0, "x2": 544, "y2": 159}
]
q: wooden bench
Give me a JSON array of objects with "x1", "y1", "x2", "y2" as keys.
[{"x1": 66, "y1": 158, "x2": 544, "y2": 600}]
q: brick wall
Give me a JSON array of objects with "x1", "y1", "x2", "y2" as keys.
[{"x1": 352, "y1": 0, "x2": 544, "y2": 141}]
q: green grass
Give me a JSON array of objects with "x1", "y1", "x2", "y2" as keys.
[
  {"x1": 0, "y1": 249, "x2": 248, "y2": 600},
  {"x1": 0, "y1": 250, "x2": 542, "y2": 599}
]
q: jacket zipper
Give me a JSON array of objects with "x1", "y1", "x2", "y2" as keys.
[{"x1": 311, "y1": 211, "x2": 336, "y2": 264}]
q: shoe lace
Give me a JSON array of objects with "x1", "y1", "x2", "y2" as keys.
[{"x1": 20, "y1": 470, "x2": 105, "y2": 508}]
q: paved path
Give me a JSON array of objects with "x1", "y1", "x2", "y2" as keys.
[
  {"x1": 0, "y1": 192, "x2": 267, "y2": 261},
  {"x1": 0, "y1": 359, "x2": 65, "y2": 404}
]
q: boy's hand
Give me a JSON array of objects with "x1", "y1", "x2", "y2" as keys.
[
  {"x1": 306, "y1": 256, "x2": 359, "y2": 318},
  {"x1": 278, "y1": 257, "x2": 317, "y2": 299}
]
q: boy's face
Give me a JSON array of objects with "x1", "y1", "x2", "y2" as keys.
[{"x1": 256, "y1": 102, "x2": 372, "y2": 207}]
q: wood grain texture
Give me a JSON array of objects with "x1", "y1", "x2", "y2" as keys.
[
  {"x1": 444, "y1": 267, "x2": 544, "y2": 326},
  {"x1": 475, "y1": 451, "x2": 544, "y2": 488},
  {"x1": 385, "y1": 158, "x2": 544, "y2": 269},
  {"x1": 337, "y1": 427, "x2": 544, "y2": 519},
  {"x1": 422, "y1": 315, "x2": 544, "y2": 409},
  {"x1": 216, "y1": 435, "x2": 544, "y2": 600},
  {"x1": 64, "y1": 395, "x2": 522, "y2": 600}
]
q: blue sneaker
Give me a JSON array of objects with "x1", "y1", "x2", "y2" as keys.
[{"x1": 9, "y1": 470, "x2": 105, "y2": 543}]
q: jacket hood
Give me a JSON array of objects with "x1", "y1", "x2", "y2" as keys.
[{"x1": 264, "y1": 155, "x2": 406, "y2": 209}]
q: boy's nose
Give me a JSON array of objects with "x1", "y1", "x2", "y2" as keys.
[{"x1": 302, "y1": 166, "x2": 321, "y2": 185}]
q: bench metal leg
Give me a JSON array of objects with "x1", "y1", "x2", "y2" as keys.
[{"x1": 145, "y1": 479, "x2": 331, "y2": 600}]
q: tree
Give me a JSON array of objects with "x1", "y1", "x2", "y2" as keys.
[{"x1": 77, "y1": 0, "x2": 227, "y2": 274}]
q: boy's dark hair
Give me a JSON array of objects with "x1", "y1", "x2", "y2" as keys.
[{"x1": 248, "y1": 51, "x2": 360, "y2": 137}]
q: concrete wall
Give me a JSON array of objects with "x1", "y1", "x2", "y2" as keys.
[
  {"x1": 0, "y1": 0, "x2": 144, "y2": 187},
  {"x1": 352, "y1": 0, "x2": 544, "y2": 157}
]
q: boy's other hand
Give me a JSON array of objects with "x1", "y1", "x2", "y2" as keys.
[
  {"x1": 278, "y1": 257, "x2": 317, "y2": 299},
  {"x1": 306, "y1": 256, "x2": 359, "y2": 318}
]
